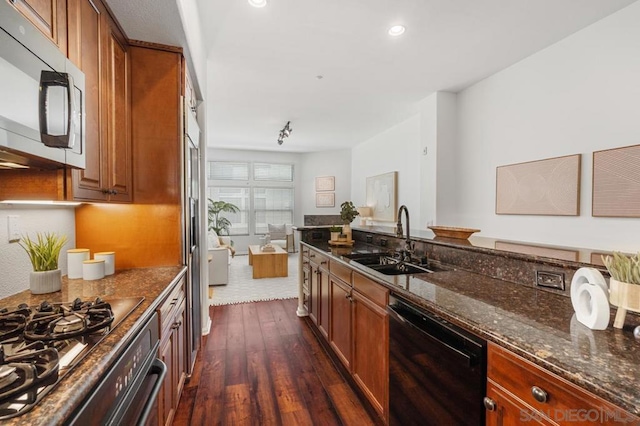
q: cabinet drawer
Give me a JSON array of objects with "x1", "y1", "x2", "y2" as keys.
[
  {"x1": 301, "y1": 245, "x2": 310, "y2": 259},
  {"x1": 158, "y1": 277, "x2": 186, "y2": 333},
  {"x1": 309, "y1": 250, "x2": 329, "y2": 269},
  {"x1": 330, "y1": 260, "x2": 352, "y2": 284},
  {"x1": 487, "y1": 343, "x2": 639, "y2": 425},
  {"x1": 353, "y1": 273, "x2": 388, "y2": 308}
]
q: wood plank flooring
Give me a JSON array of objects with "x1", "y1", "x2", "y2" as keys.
[{"x1": 174, "y1": 299, "x2": 377, "y2": 426}]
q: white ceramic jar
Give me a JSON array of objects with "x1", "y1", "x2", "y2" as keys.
[
  {"x1": 67, "y1": 248, "x2": 90, "y2": 279},
  {"x1": 94, "y1": 251, "x2": 115, "y2": 275},
  {"x1": 83, "y1": 259, "x2": 105, "y2": 281}
]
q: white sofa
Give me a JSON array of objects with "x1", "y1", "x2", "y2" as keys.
[
  {"x1": 208, "y1": 231, "x2": 233, "y2": 286},
  {"x1": 266, "y1": 224, "x2": 294, "y2": 253}
]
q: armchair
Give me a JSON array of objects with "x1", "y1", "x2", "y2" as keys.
[
  {"x1": 266, "y1": 224, "x2": 294, "y2": 253},
  {"x1": 207, "y1": 230, "x2": 234, "y2": 286}
]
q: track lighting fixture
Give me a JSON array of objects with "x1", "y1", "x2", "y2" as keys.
[{"x1": 277, "y1": 121, "x2": 292, "y2": 145}]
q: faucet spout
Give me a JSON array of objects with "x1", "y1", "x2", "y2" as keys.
[{"x1": 396, "y1": 205, "x2": 412, "y2": 261}]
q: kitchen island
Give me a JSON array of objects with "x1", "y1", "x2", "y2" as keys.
[
  {"x1": 297, "y1": 229, "x2": 640, "y2": 422},
  {"x1": 0, "y1": 266, "x2": 186, "y2": 425}
]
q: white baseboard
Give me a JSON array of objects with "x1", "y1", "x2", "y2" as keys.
[{"x1": 202, "y1": 317, "x2": 212, "y2": 336}]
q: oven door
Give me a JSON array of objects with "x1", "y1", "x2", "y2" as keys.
[{"x1": 68, "y1": 313, "x2": 164, "y2": 425}]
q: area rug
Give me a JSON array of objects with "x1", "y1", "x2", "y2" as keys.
[{"x1": 209, "y1": 252, "x2": 299, "y2": 306}]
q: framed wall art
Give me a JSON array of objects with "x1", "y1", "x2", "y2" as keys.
[
  {"x1": 366, "y1": 171, "x2": 398, "y2": 221},
  {"x1": 496, "y1": 154, "x2": 581, "y2": 216},
  {"x1": 593, "y1": 144, "x2": 640, "y2": 217},
  {"x1": 315, "y1": 176, "x2": 335, "y2": 192},
  {"x1": 316, "y1": 192, "x2": 335, "y2": 208}
]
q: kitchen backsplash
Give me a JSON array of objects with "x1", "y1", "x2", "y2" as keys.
[{"x1": 0, "y1": 207, "x2": 75, "y2": 299}]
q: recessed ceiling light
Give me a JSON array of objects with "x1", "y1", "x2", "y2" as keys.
[
  {"x1": 388, "y1": 25, "x2": 406, "y2": 36},
  {"x1": 248, "y1": 0, "x2": 267, "y2": 8}
]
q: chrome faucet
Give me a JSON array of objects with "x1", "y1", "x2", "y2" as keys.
[{"x1": 396, "y1": 205, "x2": 413, "y2": 262}]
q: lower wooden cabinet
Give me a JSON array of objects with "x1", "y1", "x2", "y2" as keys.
[
  {"x1": 157, "y1": 277, "x2": 188, "y2": 426},
  {"x1": 351, "y1": 286, "x2": 388, "y2": 418},
  {"x1": 329, "y1": 275, "x2": 352, "y2": 369},
  {"x1": 485, "y1": 342, "x2": 639, "y2": 426}
]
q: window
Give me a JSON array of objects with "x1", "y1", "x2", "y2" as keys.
[
  {"x1": 208, "y1": 187, "x2": 250, "y2": 235},
  {"x1": 208, "y1": 161, "x2": 294, "y2": 236}
]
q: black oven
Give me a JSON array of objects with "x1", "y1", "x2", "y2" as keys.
[
  {"x1": 0, "y1": 0, "x2": 85, "y2": 170},
  {"x1": 68, "y1": 312, "x2": 166, "y2": 426}
]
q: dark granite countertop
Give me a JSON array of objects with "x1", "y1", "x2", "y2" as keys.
[
  {"x1": 304, "y1": 241, "x2": 640, "y2": 415},
  {"x1": 0, "y1": 266, "x2": 186, "y2": 425}
]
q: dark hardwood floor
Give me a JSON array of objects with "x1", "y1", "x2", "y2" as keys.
[{"x1": 174, "y1": 299, "x2": 376, "y2": 425}]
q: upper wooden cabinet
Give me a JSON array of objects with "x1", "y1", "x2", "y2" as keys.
[
  {"x1": 68, "y1": 2, "x2": 132, "y2": 202},
  {"x1": 10, "y1": 0, "x2": 67, "y2": 54}
]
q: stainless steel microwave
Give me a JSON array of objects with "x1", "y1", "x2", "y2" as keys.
[{"x1": 0, "y1": 0, "x2": 85, "y2": 170}]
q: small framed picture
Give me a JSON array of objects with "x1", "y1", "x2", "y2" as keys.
[
  {"x1": 315, "y1": 176, "x2": 335, "y2": 192},
  {"x1": 316, "y1": 192, "x2": 335, "y2": 207}
]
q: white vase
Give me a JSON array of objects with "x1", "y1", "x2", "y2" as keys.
[
  {"x1": 30, "y1": 269, "x2": 62, "y2": 294},
  {"x1": 610, "y1": 278, "x2": 640, "y2": 329},
  {"x1": 330, "y1": 232, "x2": 340, "y2": 242}
]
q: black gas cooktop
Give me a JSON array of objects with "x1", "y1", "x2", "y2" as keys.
[{"x1": 0, "y1": 297, "x2": 144, "y2": 419}]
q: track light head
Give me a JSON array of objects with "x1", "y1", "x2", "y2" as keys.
[{"x1": 276, "y1": 121, "x2": 293, "y2": 145}]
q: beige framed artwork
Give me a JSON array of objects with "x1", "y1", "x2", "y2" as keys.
[
  {"x1": 366, "y1": 171, "x2": 398, "y2": 221},
  {"x1": 316, "y1": 192, "x2": 335, "y2": 208},
  {"x1": 315, "y1": 176, "x2": 335, "y2": 192},
  {"x1": 495, "y1": 154, "x2": 581, "y2": 216},
  {"x1": 592, "y1": 144, "x2": 640, "y2": 217}
]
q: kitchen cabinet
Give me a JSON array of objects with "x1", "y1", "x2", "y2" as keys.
[
  {"x1": 69, "y1": 4, "x2": 132, "y2": 202},
  {"x1": 351, "y1": 272, "x2": 389, "y2": 420},
  {"x1": 157, "y1": 277, "x2": 187, "y2": 426},
  {"x1": 308, "y1": 248, "x2": 329, "y2": 339},
  {"x1": 485, "y1": 342, "x2": 639, "y2": 426},
  {"x1": 329, "y1": 273, "x2": 352, "y2": 369},
  {"x1": 9, "y1": 0, "x2": 67, "y2": 53}
]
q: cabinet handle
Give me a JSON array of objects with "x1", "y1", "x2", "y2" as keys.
[
  {"x1": 172, "y1": 320, "x2": 182, "y2": 329},
  {"x1": 101, "y1": 188, "x2": 110, "y2": 194},
  {"x1": 531, "y1": 386, "x2": 548, "y2": 403},
  {"x1": 483, "y1": 397, "x2": 496, "y2": 411},
  {"x1": 320, "y1": 261, "x2": 327, "y2": 265},
  {"x1": 309, "y1": 254, "x2": 316, "y2": 258},
  {"x1": 110, "y1": 189, "x2": 118, "y2": 195}
]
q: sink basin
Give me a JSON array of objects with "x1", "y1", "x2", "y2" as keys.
[
  {"x1": 368, "y1": 263, "x2": 434, "y2": 275},
  {"x1": 345, "y1": 253, "x2": 449, "y2": 275}
]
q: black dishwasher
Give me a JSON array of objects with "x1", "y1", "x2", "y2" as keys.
[{"x1": 388, "y1": 295, "x2": 486, "y2": 425}]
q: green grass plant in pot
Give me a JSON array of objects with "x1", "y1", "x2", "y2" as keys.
[
  {"x1": 329, "y1": 225, "x2": 343, "y2": 242},
  {"x1": 340, "y1": 201, "x2": 360, "y2": 242},
  {"x1": 19, "y1": 232, "x2": 68, "y2": 294},
  {"x1": 602, "y1": 251, "x2": 640, "y2": 328}
]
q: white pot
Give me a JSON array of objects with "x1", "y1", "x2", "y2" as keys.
[
  {"x1": 330, "y1": 232, "x2": 340, "y2": 241},
  {"x1": 343, "y1": 224, "x2": 352, "y2": 241},
  {"x1": 30, "y1": 269, "x2": 62, "y2": 294}
]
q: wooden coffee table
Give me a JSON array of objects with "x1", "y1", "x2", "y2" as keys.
[{"x1": 248, "y1": 245, "x2": 288, "y2": 279}]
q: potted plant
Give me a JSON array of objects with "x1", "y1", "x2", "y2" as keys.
[
  {"x1": 207, "y1": 199, "x2": 240, "y2": 236},
  {"x1": 340, "y1": 201, "x2": 360, "y2": 241},
  {"x1": 329, "y1": 225, "x2": 343, "y2": 242},
  {"x1": 602, "y1": 251, "x2": 640, "y2": 328},
  {"x1": 19, "y1": 232, "x2": 67, "y2": 294}
]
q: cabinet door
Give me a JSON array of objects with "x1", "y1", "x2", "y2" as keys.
[
  {"x1": 68, "y1": 0, "x2": 105, "y2": 200},
  {"x1": 10, "y1": 0, "x2": 67, "y2": 52},
  {"x1": 486, "y1": 381, "x2": 555, "y2": 426},
  {"x1": 174, "y1": 298, "x2": 187, "y2": 402},
  {"x1": 158, "y1": 333, "x2": 175, "y2": 426},
  {"x1": 329, "y1": 277, "x2": 352, "y2": 369},
  {"x1": 309, "y1": 262, "x2": 320, "y2": 326},
  {"x1": 352, "y1": 290, "x2": 389, "y2": 419},
  {"x1": 103, "y1": 19, "x2": 132, "y2": 202},
  {"x1": 318, "y1": 263, "x2": 330, "y2": 340}
]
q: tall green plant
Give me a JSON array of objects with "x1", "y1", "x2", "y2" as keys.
[
  {"x1": 207, "y1": 199, "x2": 240, "y2": 236},
  {"x1": 19, "y1": 232, "x2": 67, "y2": 272}
]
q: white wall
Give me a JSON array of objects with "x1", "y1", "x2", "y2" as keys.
[
  {"x1": 298, "y1": 149, "x2": 351, "y2": 222},
  {"x1": 351, "y1": 115, "x2": 422, "y2": 225},
  {"x1": 452, "y1": 1, "x2": 640, "y2": 252},
  {"x1": 0, "y1": 207, "x2": 75, "y2": 299}
]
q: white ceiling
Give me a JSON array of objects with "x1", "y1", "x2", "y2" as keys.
[{"x1": 106, "y1": 0, "x2": 636, "y2": 153}]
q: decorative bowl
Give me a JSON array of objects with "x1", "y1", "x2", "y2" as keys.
[{"x1": 428, "y1": 226, "x2": 480, "y2": 240}]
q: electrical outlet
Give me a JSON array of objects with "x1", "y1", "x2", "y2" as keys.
[
  {"x1": 7, "y1": 215, "x2": 20, "y2": 242},
  {"x1": 535, "y1": 270, "x2": 565, "y2": 290},
  {"x1": 366, "y1": 235, "x2": 373, "y2": 243},
  {"x1": 380, "y1": 238, "x2": 387, "y2": 247}
]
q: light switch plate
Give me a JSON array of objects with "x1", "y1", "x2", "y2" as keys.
[{"x1": 7, "y1": 215, "x2": 20, "y2": 242}]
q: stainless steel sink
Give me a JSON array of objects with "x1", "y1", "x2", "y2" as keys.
[{"x1": 345, "y1": 253, "x2": 449, "y2": 275}]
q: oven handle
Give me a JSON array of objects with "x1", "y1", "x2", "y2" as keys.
[
  {"x1": 137, "y1": 358, "x2": 167, "y2": 425},
  {"x1": 388, "y1": 303, "x2": 477, "y2": 367}
]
